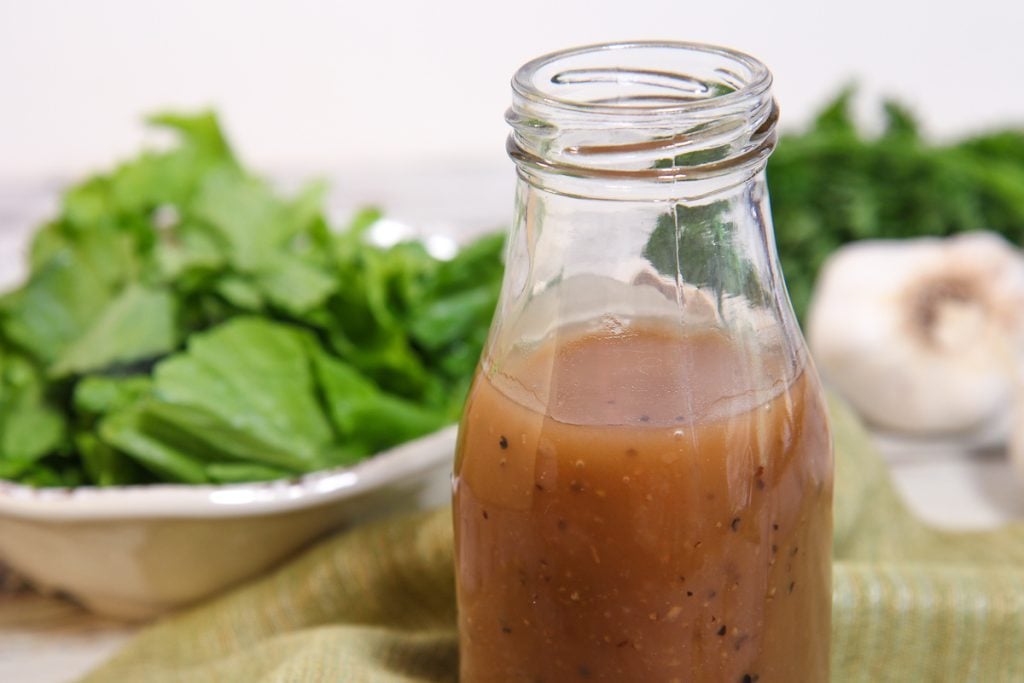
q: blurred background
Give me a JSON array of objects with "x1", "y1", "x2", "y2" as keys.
[{"x1": 1, "y1": 0, "x2": 1021, "y2": 176}]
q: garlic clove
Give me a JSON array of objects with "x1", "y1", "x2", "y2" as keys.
[{"x1": 806, "y1": 231, "x2": 1024, "y2": 438}]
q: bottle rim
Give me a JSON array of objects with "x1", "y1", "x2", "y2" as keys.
[
  {"x1": 511, "y1": 41, "x2": 772, "y2": 119},
  {"x1": 507, "y1": 41, "x2": 778, "y2": 186}
]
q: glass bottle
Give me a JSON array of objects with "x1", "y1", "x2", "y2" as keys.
[{"x1": 453, "y1": 42, "x2": 833, "y2": 682}]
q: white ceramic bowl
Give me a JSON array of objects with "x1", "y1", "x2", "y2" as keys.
[{"x1": 0, "y1": 426, "x2": 457, "y2": 620}]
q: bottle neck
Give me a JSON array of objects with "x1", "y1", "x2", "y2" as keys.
[
  {"x1": 487, "y1": 42, "x2": 803, "y2": 378},
  {"x1": 500, "y1": 167, "x2": 788, "y2": 327}
]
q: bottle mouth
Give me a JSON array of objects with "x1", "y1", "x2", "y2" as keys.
[{"x1": 507, "y1": 41, "x2": 777, "y2": 183}]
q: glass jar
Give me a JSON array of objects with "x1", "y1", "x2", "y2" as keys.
[{"x1": 453, "y1": 42, "x2": 833, "y2": 682}]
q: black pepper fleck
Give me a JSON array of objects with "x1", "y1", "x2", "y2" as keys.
[
  {"x1": 756, "y1": 479, "x2": 766, "y2": 490},
  {"x1": 772, "y1": 523, "x2": 779, "y2": 531},
  {"x1": 771, "y1": 544, "x2": 778, "y2": 555},
  {"x1": 557, "y1": 519, "x2": 568, "y2": 531},
  {"x1": 499, "y1": 435, "x2": 509, "y2": 449},
  {"x1": 502, "y1": 625, "x2": 512, "y2": 634},
  {"x1": 578, "y1": 665, "x2": 592, "y2": 678},
  {"x1": 717, "y1": 625, "x2": 727, "y2": 636},
  {"x1": 790, "y1": 546, "x2": 799, "y2": 557},
  {"x1": 730, "y1": 517, "x2": 741, "y2": 532},
  {"x1": 639, "y1": 415, "x2": 650, "y2": 422},
  {"x1": 535, "y1": 483, "x2": 545, "y2": 492},
  {"x1": 482, "y1": 510, "x2": 489, "y2": 520},
  {"x1": 686, "y1": 591, "x2": 694, "y2": 597},
  {"x1": 616, "y1": 640, "x2": 630, "y2": 648},
  {"x1": 789, "y1": 581, "x2": 796, "y2": 594}
]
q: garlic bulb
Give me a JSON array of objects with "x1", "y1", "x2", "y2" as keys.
[{"x1": 806, "y1": 231, "x2": 1024, "y2": 438}]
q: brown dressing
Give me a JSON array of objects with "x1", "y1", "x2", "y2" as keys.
[{"x1": 454, "y1": 321, "x2": 832, "y2": 682}]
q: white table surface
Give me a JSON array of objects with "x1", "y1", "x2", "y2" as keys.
[{"x1": 1, "y1": 172, "x2": 1022, "y2": 683}]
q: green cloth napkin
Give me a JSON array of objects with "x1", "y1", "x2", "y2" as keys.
[{"x1": 82, "y1": 398, "x2": 1024, "y2": 682}]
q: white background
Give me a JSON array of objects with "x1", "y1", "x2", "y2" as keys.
[{"x1": 1, "y1": 0, "x2": 1022, "y2": 181}]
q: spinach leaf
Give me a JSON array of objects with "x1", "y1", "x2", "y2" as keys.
[
  {"x1": 50, "y1": 284, "x2": 178, "y2": 378},
  {"x1": 0, "y1": 350, "x2": 66, "y2": 478},
  {"x1": 152, "y1": 318, "x2": 334, "y2": 470}
]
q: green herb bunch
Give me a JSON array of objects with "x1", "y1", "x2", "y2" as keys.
[{"x1": 768, "y1": 90, "x2": 1024, "y2": 317}]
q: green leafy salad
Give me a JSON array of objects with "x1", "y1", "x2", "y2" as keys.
[
  {"x1": 1, "y1": 93, "x2": 1022, "y2": 487},
  {"x1": 0, "y1": 113, "x2": 504, "y2": 486}
]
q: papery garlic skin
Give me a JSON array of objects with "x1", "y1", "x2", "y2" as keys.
[
  {"x1": 806, "y1": 232, "x2": 1024, "y2": 437},
  {"x1": 1011, "y1": 367, "x2": 1024, "y2": 482}
]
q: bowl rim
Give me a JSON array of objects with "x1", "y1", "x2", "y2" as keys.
[{"x1": 0, "y1": 425, "x2": 457, "y2": 521}]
